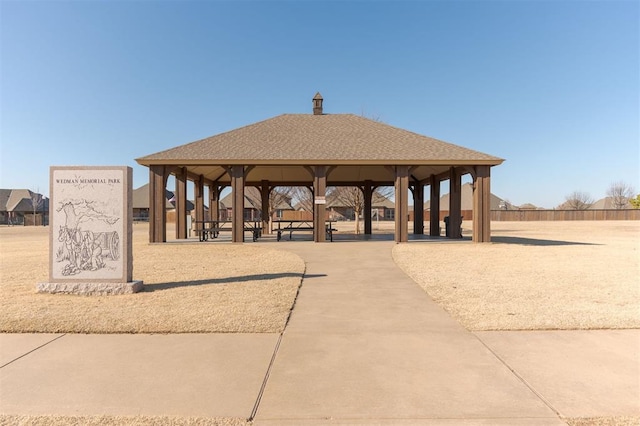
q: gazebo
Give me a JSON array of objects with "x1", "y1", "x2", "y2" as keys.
[{"x1": 135, "y1": 93, "x2": 503, "y2": 243}]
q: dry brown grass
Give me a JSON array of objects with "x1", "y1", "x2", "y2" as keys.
[
  {"x1": 0, "y1": 415, "x2": 249, "y2": 426},
  {"x1": 0, "y1": 224, "x2": 304, "y2": 333},
  {"x1": 563, "y1": 417, "x2": 640, "y2": 426},
  {"x1": 8, "y1": 415, "x2": 636, "y2": 426},
  {"x1": 393, "y1": 221, "x2": 640, "y2": 331},
  {"x1": 3, "y1": 221, "x2": 639, "y2": 333}
]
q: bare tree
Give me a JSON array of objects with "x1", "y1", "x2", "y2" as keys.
[
  {"x1": 266, "y1": 186, "x2": 294, "y2": 231},
  {"x1": 328, "y1": 186, "x2": 394, "y2": 234},
  {"x1": 289, "y1": 186, "x2": 314, "y2": 212},
  {"x1": 606, "y1": 181, "x2": 635, "y2": 209},
  {"x1": 563, "y1": 191, "x2": 593, "y2": 210},
  {"x1": 329, "y1": 187, "x2": 365, "y2": 234},
  {"x1": 30, "y1": 189, "x2": 43, "y2": 226}
]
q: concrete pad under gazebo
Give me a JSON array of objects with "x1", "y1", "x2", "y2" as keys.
[{"x1": 135, "y1": 93, "x2": 503, "y2": 243}]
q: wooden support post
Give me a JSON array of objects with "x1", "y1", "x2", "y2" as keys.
[
  {"x1": 472, "y1": 165, "x2": 491, "y2": 242},
  {"x1": 195, "y1": 175, "x2": 205, "y2": 228},
  {"x1": 208, "y1": 184, "x2": 220, "y2": 222},
  {"x1": 449, "y1": 167, "x2": 462, "y2": 239},
  {"x1": 149, "y1": 165, "x2": 167, "y2": 243},
  {"x1": 209, "y1": 183, "x2": 220, "y2": 220},
  {"x1": 395, "y1": 166, "x2": 409, "y2": 243},
  {"x1": 261, "y1": 180, "x2": 270, "y2": 234},
  {"x1": 364, "y1": 180, "x2": 373, "y2": 235},
  {"x1": 429, "y1": 175, "x2": 440, "y2": 237},
  {"x1": 313, "y1": 166, "x2": 327, "y2": 242},
  {"x1": 413, "y1": 182, "x2": 424, "y2": 235},
  {"x1": 231, "y1": 166, "x2": 245, "y2": 243},
  {"x1": 175, "y1": 167, "x2": 188, "y2": 239}
]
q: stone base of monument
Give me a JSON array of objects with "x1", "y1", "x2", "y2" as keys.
[{"x1": 36, "y1": 281, "x2": 144, "y2": 295}]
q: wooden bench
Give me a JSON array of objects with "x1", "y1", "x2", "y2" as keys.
[
  {"x1": 273, "y1": 220, "x2": 336, "y2": 242},
  {"x1": 193, "y1": 220, "x2": 262, "y2": 242}
]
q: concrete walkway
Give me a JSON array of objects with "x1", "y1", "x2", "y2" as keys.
[
  {"x1": 1, "y1": 333, "x2": 278, "y2": 418},
  {"x1": 1, "y1": 240, "x2": 638, "y2": 424},
  {"x1": 254, "y1": 241, "x2": 563, "y2": 425}
]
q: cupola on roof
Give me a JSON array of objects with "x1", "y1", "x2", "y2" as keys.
[{"x1": 313, "y1": 92, "x2": 323, "y2": 115}]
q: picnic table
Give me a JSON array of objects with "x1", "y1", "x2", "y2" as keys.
[
  {"x1": 193, "y1": 220, "x2": 262, "y2": 242},
  {"x1": 273, "y1": 219, "x2": 337, "y2": 242}
]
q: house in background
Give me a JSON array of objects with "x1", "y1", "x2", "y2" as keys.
[
  {"x1": 372, "y1": 193, "x2": 396, "y2": 220},
  {"x1": 438, "y1": 183, "x2": 505, "y2": 214},
  {"x1": 518, "y1": 203, "x2": 540, "y2": 210},
  {"x1": 326, "y1": 191, "x2": 396, "y2": 221},
  {"x1": 420, "y1": 182, "x2": 506, "y2": 221},
  {"x1": 589, "y1": 197, "x2": 632, "y2": 210},
  {"x1": 0, "y1": 189, "x2": 49, "y2": 225},
  {"x1": 132, "y1": 184, "x2": 194, "y2": 222},
  {"x1": 405, "y1": 183, "x2": 507, "y2": 222},
  {"x1": 219, "y1": 186, "x2": 293, "y2": 221}
]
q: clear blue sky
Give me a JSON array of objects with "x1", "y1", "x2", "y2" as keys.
[{"x1": 1, "y1": 0, "x2": 638, "y2": 208}]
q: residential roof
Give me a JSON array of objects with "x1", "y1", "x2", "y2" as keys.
[
  {"x1": 0, "y1": 189, "x2": 48, "y2": 212},
  {"x1": 219, "y1": 187, "x2": 294, "y2": 211},
  {"x1": 0, "y1": 190, "x2": 12, "y2": 211},
  {"x1": 136, "y1": 113, "x2": 503, "y2": 185},
  {"x1": 327, "y1": 190, "x2": 396, "y2": 209},
  {"x1": 372, "y1": 193, "x2": 396, "y2": 209},
  {"x1": 132, "y1": 184, "x2": 194, "y2": 210},
  {"x1": 219, "y1": 188, "x2": 259, "y2": 211},
  {"x1": 590, "y1": 196, "x2": 631, "y2": 209},
  {"x1": 437, "y1": 183, "x2": 504, "y2": 211},
  {"x1": 518, "y1": 203, "x2": 539, "y2": 210}
]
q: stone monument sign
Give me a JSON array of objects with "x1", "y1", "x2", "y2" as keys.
[{"x1": 38, "y1": 166, "x2": 143, "y2": 294}]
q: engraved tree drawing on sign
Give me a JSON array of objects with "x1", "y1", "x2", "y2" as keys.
[{"x1": 56, "y1": 199, "x2": 120, "y2": 276}]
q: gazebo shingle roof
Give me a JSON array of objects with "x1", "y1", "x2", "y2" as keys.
[{"x1": 137, "y1": 114, "x2": 502, "y2": 165}]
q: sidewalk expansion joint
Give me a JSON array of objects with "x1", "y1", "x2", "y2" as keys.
[
  {"x1": 472, "y1": 332, "x2": 562, "y2": 418},
  {"x1": 0, "y1": 333, "x2": 67, "y2": 369},
  {"x1": 249, "y1": 262, "x2": 306, "y2": 421},
  {"x1": 250, "y1": 331, "x2": 283, "y2": 421}
]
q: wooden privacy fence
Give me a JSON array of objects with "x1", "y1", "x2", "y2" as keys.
[
  {"x1": 411, "y1": 209, "x2": 640, "y2": 221},
  {"x1": 490, "y1": 209, "x2": 640, "y2": 221},
  {"x1": 172, "y1": 209, "x2": 640, "y2": 225},
  {"x1": 409, "y1": 210, "x2": 474, "y2": 221},
  {"x1": 17, "y1": 213, "x2": 48, "y2": 226},
  {"x1": 281, "y1": 210, "x2": 314, "y2": 221}
]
